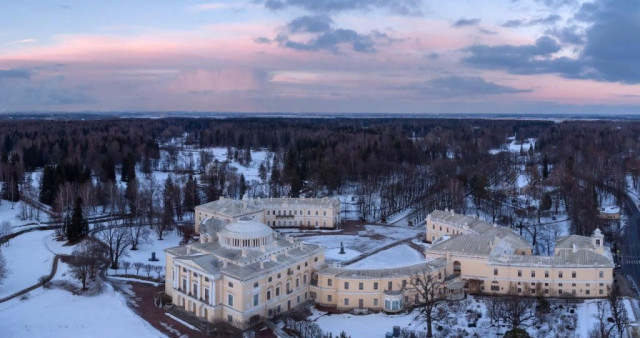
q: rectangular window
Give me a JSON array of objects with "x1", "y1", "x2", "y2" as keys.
[
  {"x1": 359, "y1": 283, "x2": 363, "y2": 290},
  {"x1": 599, "y1": 271, "x2": 604, "y2": 278},
  {"x1": 531, "y1": 271, "x2": 535, "y2": 278},
  {"x1": 374, "y1": 282, "x2": 378, "y2": 290},
  {"x1": 572, "y1": 271, "x2": 576, "y2": 278},
  {"x1": 586, "y1": 290, "x2": 590, "y2": 295},
  {"x1": 228, "y1": 294, "x2": 234, "y2": 307},
  {"x1": 228, "y1": 315, "x2": 233, "y2": 323},
  {"x1": 559, "y1": 271, "x2": 563, "y2": 278},
  {"x1": 545, "y1": 271, "x2": 549, "y2": 278},
  {"x1": 374, "y1": 298, "x2": 378, "y2": 306},
  {"x1": 517, "y1": 270, "x2": 522, "y2": 277},
  {"x1": 328, "y1": 279, "x2": 332, "y2": 286},
  {"x1": 228, "y1": 282, "x2": 233, "y2": 288},
  {"x1": 517, "y1": 288, "x2": 522, "y2": 293},
  {"x1": 491, "y1": 285, "x2": 499, "y2": 291},
  {"x1": 204, "y1": 288, "x2": 210, "y2": 303},
  {"x1": 388, "y1": 282, "x2": 393, "y2": 290},
  {"x1": 599, "y1": 289, "x2": 603, "y2": 295},
  {"x1": 344, "y1": 298, "x2": 349, "y2": 306},
  {"x1": 253, "y1": 294, "x2": 259, "y2": 306},
  {"x1": 344, "y1": 282, "x2": 349, "y2": 290},
  {"x1": 494, "y1": 268, "x2": 498, "y2": 276},
  {"x1": 559, "y1": 289, "x2": 563, "y2": 294},
  {"x1": 328, "y1": 295, "x2": 332, "y2": 302}
]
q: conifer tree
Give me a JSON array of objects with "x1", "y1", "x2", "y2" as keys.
[{"x1": 67, "y1": 197, "x2": 88, "y2": 241}]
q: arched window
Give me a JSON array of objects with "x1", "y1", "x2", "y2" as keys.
[{"x1": 453, "y1": 261, "x2": 461, "y2": 275}]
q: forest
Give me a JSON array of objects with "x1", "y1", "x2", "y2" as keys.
[{"x1": 0, "y1": 117, "x2": 638, "y2": 247}]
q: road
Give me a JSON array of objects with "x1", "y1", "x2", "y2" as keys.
[{"x1": 619, "y1": 194, "x2": 640, "y2": 293}]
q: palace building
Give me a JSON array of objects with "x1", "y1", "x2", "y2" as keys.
[
  {"x1": 165, "y1": 217, "x2": 324, "y2": 329},
  {"x1": 194, "y1": 197, "x2": 341, "y2": 232},
  {"x1": 164, "y1": 202, "x2": 615, "y2": 329},
  {"x1": 424, "y1": 209, "x2": 615, "y2": 298}
]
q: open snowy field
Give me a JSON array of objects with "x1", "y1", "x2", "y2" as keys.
[
  {"x1": 109, "y1": 229, "x2": 182, "y2": 276},
  {"x1": 0, "y1": 285, "x2": 164, "y2": 338},
  {"x1": 0, "y1": 230, "x2": 60, "y2": 298},
  {"x1": 346, "y1": 244, "x2": 424, "y2": 269}
]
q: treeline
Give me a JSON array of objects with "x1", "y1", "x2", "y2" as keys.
[{"x1": 1, "y1": 117, "x2": 639, "y2": 240}]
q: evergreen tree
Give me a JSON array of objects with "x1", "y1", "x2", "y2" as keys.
[
  {"x1": 67, "y1": 197, "x2": 88, "y2": 241},
  {"x1": 542, "y1": 154, "x2": 549, "y2": 179},
  {"x1": 258, "y1": 163, "x2": 267, "y2": 182},
  {"x1": 39, "y1": 165, "x2": 57, "y2": 205},
  {"x1": 239, "y1": 174, "x2": 247, "y2": 198},
  {"x1": 183, "y1": 174, "x2": 199, "y2": 212},
  {"x1": 102, "y1": 158, "x2": 116, "y2": 182}
]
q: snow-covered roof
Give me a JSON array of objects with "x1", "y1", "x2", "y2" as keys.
[
  {"x1": 219, "y1": 217, "x2": 274, "y2": 239},
  {"x1": 166, "y1": 236, "x2": 323, "y2": 281},
  {"x1": 490, "y1": 249, "x2": 614, "y2": 268},
  {"x1": 555, "y1": 235, "x2": 595, "y2": 251},
  {"x1": 252, "y1": 197, "x2": 340, "y2": 208},
  {"x1": 196, "y1": 198, "x2": 262, "y2": 217},
  {"x1": 599, "y1": 206, "x2": 620, "y2": 214},
  {"x1": 318, "y1": 258, "x2": 447, "y2": 279}
]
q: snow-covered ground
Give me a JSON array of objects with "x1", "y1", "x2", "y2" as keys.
[
  {"x1": 489, "y1": 136, "x2": 537, "y2": 155},
  {"x1": 0, "y1": 283, "x2": 164, "y2": 337},
  {"x1": 0, "y1": 230, "x2": 60, "y2": 298},
  {"x1": 0, "y1": 201, "x2": 49, "y2": 230},
  {"x1": 110, "y1": 229, "x2": 182, "y2": 276},
  {"x1": 310, "y1": 297, "x2": 602, "y2": 338},
  {"x1": 346, "y1": 244, "x2": 424, "y2": 269}
]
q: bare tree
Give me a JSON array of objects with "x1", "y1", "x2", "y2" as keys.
[
  {"x1": 68, "y1": 241, "x2": 106, "y2": 290},
  {"x1": 0, "y1": 221, "x2": 11, "y2": 247},
  {"x1": 590, "y1": 301, "x2": 614, "y2": 338},
  {"x1": 153, "y1": 265, "x2": 163, "y2": 278},
  {"x1": 143, "y1": 264, "x2": 154, "y2": 278},
  {"x1": 121, "y1": 261, "x2": 131, "y2": 275},
  {"x1": 133, "y1": 262, "x2": 144, "y2": 275},
  {"x1": 496, "y1": 295, "x2": 536, "y2": 331},
  {"x1": 406, "y1": 268, "x2": 446, "y2": 337},
  {"x1": 96, "y1": 222, "x2": 131, "y2": 270},
  {"x1": 0, "y1": 249, "x2": 7, "y2": 285},
  {"x1": 608, "y1": 286, "x2": 628, "y2": 337}
]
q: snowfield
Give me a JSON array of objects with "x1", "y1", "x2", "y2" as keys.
[
  {"x1": 0, "y1": 286, "x2": 165, "y2": 338},
  {"x1": 0, "y1": 230, "x2": 58, "y2": 298}
]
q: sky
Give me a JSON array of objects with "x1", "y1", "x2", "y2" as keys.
[{"x1": 0, "y1": 0, "x2": 639, "y2": 114}]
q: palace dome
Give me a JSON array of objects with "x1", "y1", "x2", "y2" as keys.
[{"x1": 218, "y1": 217, "x2": 274, "y2": 249}]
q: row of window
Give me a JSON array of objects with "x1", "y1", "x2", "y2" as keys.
[
  {"x1": 495, "y1": 269, "x2": 605, "y2": 279},
  {"x1": 267, "y1": 209, "x2": 326, "y2": 216},
  {"x1": 270, "y1": 220, "x2": 325, "y2": 227},
  {"x1": 431, "y1": 224, "x2": 462, "y2": 235},
  {"x1": 327, "y1": 296, "x2": 403, "y2": 311},
  {"x1": 327, "y1": 279, "x2": 409, "y2": 291}
]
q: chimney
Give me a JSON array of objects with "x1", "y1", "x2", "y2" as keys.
[
  {"x1": 260, "y1": 261, "x2": 264, "y2": 269},
  {"x1": 242, "y1": 249, "x2": 248, "y2": 257}
]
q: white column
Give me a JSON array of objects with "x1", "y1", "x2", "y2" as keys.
[
  {"x1": 187, "y1": 270, "x2": 191, "y2": 293},
  {"x1": 173, "y1": 265, "x2": 178, "y2": 288},
  {"x1": 210, "y1": 281, "x2": 215, "y2": 305}
]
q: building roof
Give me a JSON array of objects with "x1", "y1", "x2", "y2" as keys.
[
  {"x1": 251, "y1": 197, "x2": 340, "y2": 208},
  {"x1": 196, "y1": 198, "x2": 262, "y2": 218},
  {"x1": 219, "y1": 217, "x2": 274, "y2": 239},
  {"x1": 317, "y1": 258, "x2": 447, "y2": 279},
  {"x1": 555, "y1": 235, "x2": 595, "y2": 251},
  {"x1": 427, "y1": 209, "x2": 489, "y2": 231},
  {"x1": 166, "y1": 233, "x2": 322, "y2": 281},
  {"x1": 490, "y1": 249, "x2": 614, "y2": 268}
]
